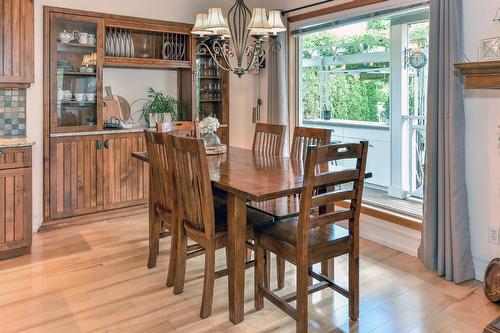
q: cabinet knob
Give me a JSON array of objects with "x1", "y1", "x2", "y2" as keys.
[
  {"x1": 104, "y1": 139, "x2": 110, "y2": 149},
  {"x1": 96, "y1": 141, "x2": 103, "y2": 150}
]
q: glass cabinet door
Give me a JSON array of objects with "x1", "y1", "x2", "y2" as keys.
[
  {"x1": 193, "y1": 46, "x2": 229, "y2": 144},
  {"x1": 50, "y1": 13, "x2": 103, "y2": 132},
  {"x1": 195, "y1": 55, "x2": 223, "y2": 120}
]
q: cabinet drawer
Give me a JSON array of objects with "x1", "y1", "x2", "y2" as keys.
[{"x1": 0, "y1": 147, "x2": 32, "y2": 170}]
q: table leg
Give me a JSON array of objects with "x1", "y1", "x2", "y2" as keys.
[{"x1": 226, "y1": 193, "x2": 247, "y2": 324}]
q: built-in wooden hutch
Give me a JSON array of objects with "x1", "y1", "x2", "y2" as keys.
[{"x1": 42, "y1": 6, "x2": 229, "y2": 230}]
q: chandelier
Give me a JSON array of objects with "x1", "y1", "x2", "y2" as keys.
[{"x1": 191, "y1": 0, "x2": 286, "y2": 77}]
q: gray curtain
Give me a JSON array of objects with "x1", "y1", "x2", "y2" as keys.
[
  {"x1": 418, "y1": 0, "x2": 475, "y2": 283},
  {"x1": 267, "y1": 33, "x2": 288, "y2": 126}
]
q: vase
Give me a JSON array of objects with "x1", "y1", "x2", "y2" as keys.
[{"x1": 203, "y1": 131, "x2": 221, "y2": 147}]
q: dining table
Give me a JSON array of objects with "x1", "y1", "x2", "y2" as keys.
[{"x1": 132, "y1": 146, "x2": 372, "y2": 325}]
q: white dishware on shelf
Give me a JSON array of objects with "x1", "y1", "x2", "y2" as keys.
[
  {"x1": 120, "y1": 34, "x2": 126, "y2": 57},
  {"x1": 88, "y1": 34, "x2": 96, "y2": 45},
  {"x1": 85, "y1": 93, "x2": 96, "y2": 102},
  {"x1": 58, "y1": 30, "x2": 76, "y2": 43},
  {"x1": 125, "y1": 35, "x2": 130, "y2": 57},
  {"x1": 77, "y1": 32, "x2": 89, "y2": 44},
  {"x1": 112, "y1": 33, "x2": 118, "y2": 56},
  {"x1": 129, "y1": 34, "x2": 135, "y2": 57},
  {"x1": 74, "y1": 93, "x2": 86, "y2": 102},
  {"x1": 162, "y1": 40, "x2": 171, "y2": 60},
  {"x1": 63, "y1": 90, "x2": 73, "y2": 100}
]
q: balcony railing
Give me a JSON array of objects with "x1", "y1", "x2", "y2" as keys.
[{"x1": 403, "y1": 115, "x2": 426, "y2": 198}]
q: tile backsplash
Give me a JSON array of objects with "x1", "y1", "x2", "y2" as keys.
[{"x1": 0, "y1": 88, "x2": 26, "y2": 137}]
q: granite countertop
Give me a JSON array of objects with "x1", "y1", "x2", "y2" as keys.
[
  {"x1": 0, "y1": 137, "x2": 35, "y2": 148},
  {"x1": 50, "y1": 127, "x2": 151, "y2": 138}
]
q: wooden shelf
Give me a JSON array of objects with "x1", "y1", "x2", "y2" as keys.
[
  {"x1": 104, "y1": 56, "x2": 190, "y2": 69},
  {"x1": 61, "y1": 71, "x2": 97, "y2": 76},
  {"x1": 455, "y1": 61, "x2": 500, "y2": 89},
  {"x1": 199, "y1": 76, "x2": 222, "y2": 79},
  {"x1": 57, "y1": 42, "x2": 97, "y2": 53}
]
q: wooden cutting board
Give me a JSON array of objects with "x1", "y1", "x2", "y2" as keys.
[{"x1": 103, "y1": 86, "x2": 121, "y2": 121}]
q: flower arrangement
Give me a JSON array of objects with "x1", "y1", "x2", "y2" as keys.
[
  {"x1": 198, "y1": 116, "x2": 222, "y2": 147},
  {"x1": 198, "y1": 116, "x2": 220, "y2": 135}
]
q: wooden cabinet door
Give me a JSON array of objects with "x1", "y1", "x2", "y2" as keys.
[
  {"x1": 0, "y1": 0, "x2": 34, "y2": 87},
  {"x1": 102, "y1": 133, "x2": 148, "y2": 210},
  {"x1": 0, "y1": 167, "x2": 32, "y2": 252},
  {"x1": 49, "y1": 135, "x2": 103, "y2": 219}
]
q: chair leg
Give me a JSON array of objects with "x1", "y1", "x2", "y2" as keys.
[
  {"x1": 277, "y1": 256, "x2": 285, "y2": 289},
  {"x1": 348, "y1": 252, "x2": 359, "y2": 321},
  {"x1": 296, "y1": 261, "x2": 309, "y2": 333},
  {"x1": 200, "y1": 242, "x2": 216, "y2": 319},
  {"x1": 166, "y1": 222, "x2": 178, "y2": 287},
  {"x1": 173, "y1": 225, "x2": 187, "y2": 295},
  {"x1": 254, "y1": 238, "x2": 265, "y2": 311},
  {"x1": 264, "y1": 250, "x2": 271, "y2": 288},
  {"x1": 147, "y1": 213, "x2": 160, "y2": 269}
]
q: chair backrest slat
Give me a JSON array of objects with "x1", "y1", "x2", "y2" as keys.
[
  {"x1": 310, "y1": 209, "x2": 354, "y2": 229},
  {"x1": 313, "y1": 170, "x2": 360, "y2": 188},
  {"x1": 169, "y1": 134, "x2": 215, "y2": 237},
  {"x1": 296, "y1": 142, "x2": 369, "y2": 254},
  {"x1": 291, "y1": 127, "x2": 331, "y2": 160},
  {"x1": 311, "y1": 189, "x2": 356, "y2": 208},
  {"x1": 157, "y1": 121, "x2": 199, "y2": 138},
  {"x1": 144, "y1": 130, "x2": 177, "y2": 219},
  {"x1": 253, "y1": 123, "x2": 286, "y2": 156}
]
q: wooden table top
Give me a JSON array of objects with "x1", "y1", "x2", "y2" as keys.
[{"x1": 132, "y1": 147, "x2": 371, "y2": 202}]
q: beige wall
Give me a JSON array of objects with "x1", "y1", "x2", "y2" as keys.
[
  {"x1": 463, "y1": 0, "x2": 500, "y2": 279},
  {"x1": 28, "y1": 0, "x2": 267, "y2": 230}
]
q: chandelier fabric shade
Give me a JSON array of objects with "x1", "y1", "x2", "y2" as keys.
[
  {"x1": 192, "y1": 13, "x2": 212, "y2": 37},
  {"x1": 247, "y1": 8, "x2": 272, "y2": 36},
  {"x1": 191, "y1": 0, "x2": 287, "y2": 77},
  {"x1": 268, "y1": 10, "x2": 286, "y2": 35},
  {"x1": 207, "y1": 8, "x2": 227, "y2": 34}
]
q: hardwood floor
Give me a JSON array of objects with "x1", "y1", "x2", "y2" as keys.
[{"x1": 0, "y1": 214, "x2": 497, "y2": 333}]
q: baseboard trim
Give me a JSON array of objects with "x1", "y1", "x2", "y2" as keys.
[
  {"x1": 473, "y1": 256, "x2": 490, "y2": 282},
  {"x1": 358, "y1": 214, "x2": 421, "y2": 257},
  {"x1": 39, "y1": 205, "x2": 148, "y2": 232},
  {"x1": 337, "y1": 201, "x2": 422, "y2": 231}
]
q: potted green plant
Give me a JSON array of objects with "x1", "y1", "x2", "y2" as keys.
[{"x1": 139, "y1": 87, "x2": 185, "y2": 128}]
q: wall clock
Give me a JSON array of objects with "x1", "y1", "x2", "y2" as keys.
[{"x1": 409, "y1": 50, "x2": 427, "y2": 69}]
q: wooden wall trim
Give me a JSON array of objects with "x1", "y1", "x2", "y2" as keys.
[
  {"x1": 287, "y1": 0, "x2": 388, "y2": 23},
  {"x1": 43, "y1": 6, "x2": 193, "y2": 29},
  {"x1": 336, "y1": 200, "x2": 422, "y2": 231}
]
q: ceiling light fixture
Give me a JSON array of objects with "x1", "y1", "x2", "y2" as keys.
[{"x1": 191, "y1": 0, "x2": 286, "y2": 77}]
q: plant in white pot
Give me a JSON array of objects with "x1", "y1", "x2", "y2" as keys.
[
  {"x1": 198, "y1": 116, "x2": 221, "y2": 147},
  {"x1": 139, "y1": 87, "x2": 184, "y2": 128}
]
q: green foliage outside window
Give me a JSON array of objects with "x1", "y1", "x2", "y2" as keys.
[{"x1": 301, "y1": 19, "x2": 391, "y2": 123}]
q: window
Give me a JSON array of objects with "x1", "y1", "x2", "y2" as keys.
[
  {"x1": 295, "y1": 5, "x2": 430, "y2": 218},
  {"x1": 300, "y1": 19, "x2": 390, "y2": 124}
]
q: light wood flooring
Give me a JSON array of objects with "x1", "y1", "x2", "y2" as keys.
[{"x1": 0, "y1": 214, "x2": 498, "y2": 333}]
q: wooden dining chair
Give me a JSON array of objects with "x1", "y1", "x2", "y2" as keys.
[
  {"x1": 143, "y1": 131, "x2": 205, "y2": 284},
  {"x1": 252, "y1": 122, "x2": 286, "y2": 155},
  {"x1": 168, "y1": 134, "x2": 274, "y2": 319},
  {"x1": 253, "y1": 142, "x2": 369, "y2": 333},
  {"x1": 250, "y1": 126, "x2": 332, "y2": 288},
  {"x1": 156, "y1": 120, "x2": 199, "y2": 138}
]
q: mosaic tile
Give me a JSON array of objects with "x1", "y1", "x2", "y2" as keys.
[{"x1": 0, "y1": 88, "x2": 27, "y2": 137}]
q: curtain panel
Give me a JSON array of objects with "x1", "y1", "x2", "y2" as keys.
[{"x1": 418, "y1": 0, "x2": 475, "y2": 283}]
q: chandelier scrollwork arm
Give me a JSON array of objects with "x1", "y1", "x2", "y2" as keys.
[{"x1": 191, "y1": 1, "x2": 286, "y2": 77}]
